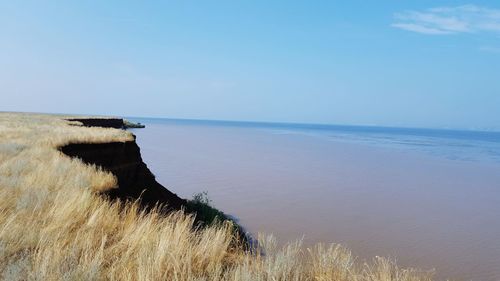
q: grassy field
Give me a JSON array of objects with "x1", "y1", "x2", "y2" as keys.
[{"x1": 0, "y1": 112, "x2": 434, "y2": 280}]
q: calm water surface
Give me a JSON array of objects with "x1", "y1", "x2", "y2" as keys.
[{"x1": 130, "y1": 118, "x2": 500, "y2": 281}]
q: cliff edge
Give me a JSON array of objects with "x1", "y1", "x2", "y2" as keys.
[
  {"x1": 62, "y1": 117, "x2": 250, "y2": 245},
  {"x1": 60, "y1": 140, "x2": 187, "y2": 212},
  {"x1": 61, "y1": 118, "x2": 186, "y2": 212}
]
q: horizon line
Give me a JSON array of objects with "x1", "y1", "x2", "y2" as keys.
[
  {"x1": 2, "y1": 110, "x2": 499, "y2": 134},
  {"x1": 126, "y1": 115, "x2": 500, "y2": 134}
]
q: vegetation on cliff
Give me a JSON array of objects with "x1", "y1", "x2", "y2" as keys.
[
  {"x1": 123, "y1": 119, "x2": 145, "y2": 128},
  {"x1": 0, "y1": 112, "x2": 433, "y2": 280}
]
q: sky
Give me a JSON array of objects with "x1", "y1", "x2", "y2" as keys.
[{"x1": 1, "y1": 1, "x2": 500, "y2": 130}]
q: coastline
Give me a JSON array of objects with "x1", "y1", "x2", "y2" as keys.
[{"x1": 0, "y1": 112, "x2": 434, "y2": 280}]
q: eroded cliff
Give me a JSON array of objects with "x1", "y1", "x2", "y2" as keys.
[
  {"x1": 60, "y1": 118, "x2": 248, "y2": 243},
  {"x1": 60, "y1": 139, "x2": 187, "y2": 212},
  {"x1": 62, "y1": 118, "x2": 187, "y2": 212},
  {"x1": 67, "y1": 118, "x2": 125, "y2": 129}
]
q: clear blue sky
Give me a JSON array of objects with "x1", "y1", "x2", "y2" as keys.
[{"x1": 1, "y1": 1, "x2": 500, "y2": 130}]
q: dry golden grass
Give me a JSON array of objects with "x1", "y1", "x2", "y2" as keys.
[{"x1": 0, "y1": 112, "x2": 435, "y2": 280}]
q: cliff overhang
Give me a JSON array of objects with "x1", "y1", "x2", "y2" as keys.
[
  {"x1": 60, "y1": 117, "x2": 250, "y2": 245},
  {"x1": 60, "y1": 140, "x2": 187, "y2": 212}
]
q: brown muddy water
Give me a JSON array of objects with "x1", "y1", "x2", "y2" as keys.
[{"x1": 131, "y1": 118, "x2": 500, "y2": 281}]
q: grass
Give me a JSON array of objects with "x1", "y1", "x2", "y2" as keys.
[{"x1": 0, "y1": 112, "x2": 436, "y2": 280}]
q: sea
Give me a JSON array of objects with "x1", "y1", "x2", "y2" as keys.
[{"x1": 129, "y1": 117, "x2": 500, "y2": 281}]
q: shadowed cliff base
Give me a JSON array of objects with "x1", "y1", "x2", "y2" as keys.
[{"x1": 60, "y1": 141, "x2": 187, "y2": 212}]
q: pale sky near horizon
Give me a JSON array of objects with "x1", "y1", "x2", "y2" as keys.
[{"x1": 1, "y1": 1, "x2": 500, "y2": 130}]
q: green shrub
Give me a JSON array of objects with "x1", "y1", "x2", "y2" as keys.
[{"x1": 187, "y1": 191, "x2": 230, "y2": 225}]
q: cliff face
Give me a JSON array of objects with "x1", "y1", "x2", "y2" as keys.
[
  {"x1": 60, "y1": 120, "x2": 187, "y2": 212},
  {"x1": 67, "y1": 118, "x2": 125, "y2": 129},
  {"x1": 60, "y1": 117, "x2": 250, "y2": 245}
]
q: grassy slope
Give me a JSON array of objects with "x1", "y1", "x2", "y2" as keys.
[{"x1": 0, "y1": 112, "x2": 434, "y2": 281}]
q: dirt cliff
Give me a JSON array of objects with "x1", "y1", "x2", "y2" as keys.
[
  {"x1": 60, "y1": 139, "x2": 187, "y2": 212},
  {"x1": 61, "y1": 118, "x2": 186, "y2": 211},
  {"x1": 67, "y1": 118, "x2": 125, "y2": 129}
]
